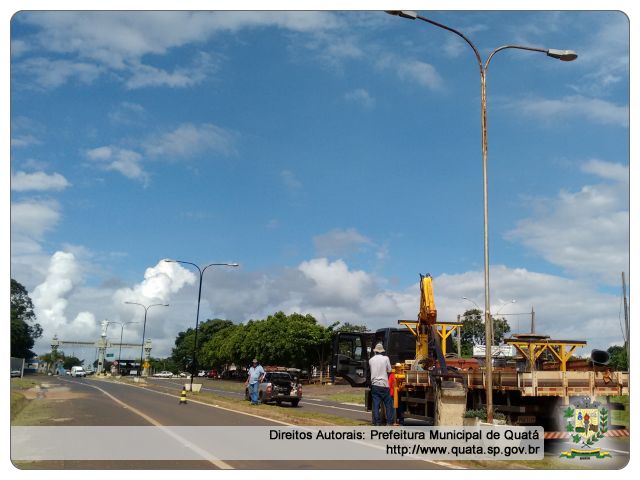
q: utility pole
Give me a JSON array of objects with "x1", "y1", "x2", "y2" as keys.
[
  {"x1": 622, "y1": 272, "x2": 629, "y2": 366},
  {"x1": 530, "y1": 307, "x2": 535, "y2": 334}
]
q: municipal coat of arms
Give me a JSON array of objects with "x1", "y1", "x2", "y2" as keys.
[{"x1": 560, "y1": 404, "x2": 610, "y2": 459}]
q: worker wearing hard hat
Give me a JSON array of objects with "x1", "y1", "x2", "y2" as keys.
[{"x1": 369, "y1": 343, "x2": 394, "y2": 425}]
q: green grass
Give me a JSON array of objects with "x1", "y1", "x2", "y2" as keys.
[
  {"x1": 323, "y1": 393, "x2": 365, "y2": 405},
  {"x1": 11, "y1": 391, "x2": 28, "y2": 421},
  {"x1": 599, "y1": 395, "x2": 630, "y2": 429},
  {"x1": 10, "y1": 377, "x2": 42, "y2": 390}
]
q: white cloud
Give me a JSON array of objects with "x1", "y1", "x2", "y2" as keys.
[
  {"x1": 567, "y1": 13, "x2": 628, "y2": 96},
  {"x1": 14, "y1": 57, "x2": 103, "y2": 89},
  {"x1": 84, "y1": 123, "x2": 237, "y2": 183},
  {"x1": 28, "y1": 254, "x2": 625, "y2": 358},
  {"x1": 113, "y1": 260, "x2": 197, "y2": 306},
  {"x1": 108, "y1": 102, "x2": 147, "y2": 125},
  {"x1": 299, "y1": 258, "x2": 374, "y2": 306},
  {"x1": 376, "y1": 53, "x2": 443, "y2": 91},
  {"x1": 85, "y1": 146, "x2": 148, "y2": 183},
  {"x1": 434, "y1": 266, "x2": 624, "y2": 349},
  {"x1": 507, "y1": 160, "x2": 628, "y2": 283},
  {"x1": 344, "y1": 88, "x2": 375, "y2": 109},
  {"x1": 32, "y1": 251, "x2": 85, "y2": 330},
  {"x1": 11, "y1": 171, "x2": 70, "y2": 192},
  {"x1": 13, "y1": 11, "x2": 342, "y2": 89},
  {"x1": 125, "y1": 52, "x2": 218, "y2": 89},
  {"x1": 506, "y1": 95, "x2": 628, "y2": 127},
  {"x1": 280, "y1": 169, "x2": 303, "y2": 190},
  {"x1": 397, "y1": 60, "x2": 443, "y2": 90},
  {"x1": 144, "y1": 123, "x2": 236, "y2": 159},
  {"x1": 11, "y1": 134, "x2": 40, "y2": 148},
  {"x1": 11, "y1": 199, "x2": 60, "y2": 244},
  {"x1": 581, "y1": 158, "x2": 628, "y2": 182},
  {"x1": 313, "y1": 228, "x2": 373, "y2": 257}
]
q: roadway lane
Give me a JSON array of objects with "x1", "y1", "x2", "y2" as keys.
[{"x1": 41, "y1": 376, "x2": 452, "y2": 470}]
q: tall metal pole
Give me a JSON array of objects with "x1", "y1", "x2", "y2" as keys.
[
  {"x1": 622, "y1": 272, "x2": 629, "y2": 366},
  {"x1": 386, "y1": 10, "x2": 577, "y2": 423},
  {"x1": 531, "y1": 306, "x2": 536, "y2": 334},
  {"x1": 139, "y1": 308, "x2": 148, "y2": 376},
  {"x1": 192, "y1": 266, "x2": 205, "y2": 391},
  {"x1": 124, "y1": 302, "x2": 169, "y2": 376},
  {"x1": 119, "y1": 323, "x2": 124, "y2": 370},
  {"x1": 164, "y1": 260, "x2": 238, "y2": 390}
]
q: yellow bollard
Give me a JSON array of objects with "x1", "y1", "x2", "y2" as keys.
[{"x1": 179, "y1": 388, "x2": 187, "y2": 405}]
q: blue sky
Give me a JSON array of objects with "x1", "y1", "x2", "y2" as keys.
[{"x1": 8, "y1": 9, "x2": 630, "y2": 360}]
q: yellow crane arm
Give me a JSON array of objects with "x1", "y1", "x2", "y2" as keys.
[{"x1": 418, "y1": 274, "x2": 437, "y2": 325}]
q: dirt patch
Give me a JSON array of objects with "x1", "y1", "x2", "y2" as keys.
[{"x1": 22, "y1": 386, "x2": 87, "y2": 401}]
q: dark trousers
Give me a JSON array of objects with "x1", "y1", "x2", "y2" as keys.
[{"x1": 371, "y1": 385, "x2": 395, "y2": 425}]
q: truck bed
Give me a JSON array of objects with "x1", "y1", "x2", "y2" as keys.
[{"x1": 404, "y1": 369, "x2": 629, "y2": 398}]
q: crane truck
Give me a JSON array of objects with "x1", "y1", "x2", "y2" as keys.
[{"x1": 330, "y1": 274, "x2": 629, "y2": 428}]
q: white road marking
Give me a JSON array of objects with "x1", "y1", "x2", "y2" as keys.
[
  {"x1": 58, "y1": 377, "x2": 233, "y2": 469},
  {"x1": 85, "y1": 377, "x2": 463, "y2": 469}
]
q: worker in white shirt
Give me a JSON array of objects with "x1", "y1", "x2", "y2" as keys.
[{"x1": 369, "y1": 343, "x2": 394, "y2": 425}]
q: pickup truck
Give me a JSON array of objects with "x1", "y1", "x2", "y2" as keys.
[{"x1": 245, "y1": 371, "x2": 302, "y2": 407}]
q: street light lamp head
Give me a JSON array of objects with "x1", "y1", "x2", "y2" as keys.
[
  {"x1": 546, "y1": 49, "x2": 578, "y2": 61},
  {"x1": 228, "y1": 263, "x2": 239, "y2": 267},
  {"x1": 385, "y1": 10, "x2": 418, "y2": 20},
  {"x1": 163, "y1": 258, "x2": 175, "y2": 263}
]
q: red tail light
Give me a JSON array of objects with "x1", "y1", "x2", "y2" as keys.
[{"x1": 297, "y1": 384, "x2": 302, "y2": 397}]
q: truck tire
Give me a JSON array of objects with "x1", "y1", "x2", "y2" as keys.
[{"x1": 291, "y1": 399, "x2": 299, "y2": 407}]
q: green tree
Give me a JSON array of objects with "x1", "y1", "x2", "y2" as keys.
[
  {"x1": 11, "y1": 279, "x2": 43, "y2": 358},
  {"x1": 171, "y1": 318, "x2": 235, "y2": 370},
  {"x1": 335, "y1": 322, "x2": 369, "y2": 333},
  {"x1": 199, "y1": 312, "x2": 338, "y2": 375},
  {"x1": 62, "y1": 356, "x2": 83, "y2": 370},
  {"x1": 460, "y1": 309, "x2": 511, "y2": 356},
  {"x1": 149, "y1": 356, "x2": 180, "y2": 373},
  {"x1": 607, "y1": 345, "x2": 628, "y2": 371}
]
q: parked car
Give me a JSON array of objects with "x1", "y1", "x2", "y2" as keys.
[
  {"x1": 207, "y1": 369, "x2": 219, "y2": 379},
  {"x1": 71, "y1": 366, "x2": 87, "y2": 377},
  {"x1": 179, "y1": 371, "x2": 190, "y2": 378},
  {"x1": 197, "y1": 370, "x2": 207, "y2": 377},
  {"x1": 245, "y1": 371, "x2": 302, "y2": 407},
  {"x1": 153, "y1": 371, "x2": 174, "y2": 378},
  {"x1": 11, "y1": 370, "x2": 21, "y2": 378}
]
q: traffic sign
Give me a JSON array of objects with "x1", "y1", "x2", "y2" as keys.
[
  {"x1": 143, "y1": 362, "x2": 150, "y2": 369},
  {"x1": 106, "y1": 353, "x2": 114, "y2": 358}
]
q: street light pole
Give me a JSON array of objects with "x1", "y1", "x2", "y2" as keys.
[
  {"x1": 124, "y1": 302, "x2": 169, "y2": 376},
  {"x1": 386, "y1": 10, "x2": 576, "y2": 422},
  {"x1": 106, "y1": 320, "x2": 140, "y2": 374},
  {"x1": 164, "y1": 259, "x2": 239, "y2": 390}
]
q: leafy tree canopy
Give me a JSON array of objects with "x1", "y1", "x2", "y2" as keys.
[
  {"x1": 607, "y1": 345, "x2": 628, "y2": 371},
  {"x1": 460, "y1": 308, "x2": 511, "y2": 356},
  {"x1": 11, "y1": 279, "x2": 43, "y2": 358}
]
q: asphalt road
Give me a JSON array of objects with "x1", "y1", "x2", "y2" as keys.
[
  {"x1": 13, "y1": 376, "x2": 629, "y2": 470},
  {"x1": 145, "y1": 376, "x2": 374, "y2": 421},
  {"x1": 13, "y1": 376, "x2": 453, "y2": 470}
]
